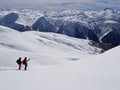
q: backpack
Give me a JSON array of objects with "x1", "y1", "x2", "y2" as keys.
[
  {"x1": 16, "y1": 59, "x2": 21, "y2": 64},
  {"x1": 22, "y1": 60, "x2": 26, "y2": 65}
]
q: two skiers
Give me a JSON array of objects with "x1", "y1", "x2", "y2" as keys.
[{"x1": 16, "y1": 57, "x2": 30, "y2": 70}]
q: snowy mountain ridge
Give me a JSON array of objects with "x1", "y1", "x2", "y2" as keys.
[
  {"x1": 0, "y1": 8, "x2": 119, "y2": 25},
  {"x1": 0, "y1": 8, "x2": 120, "y2": 48}
]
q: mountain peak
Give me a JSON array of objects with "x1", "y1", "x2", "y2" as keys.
[{"x1": 103, "y1": 8, "x2": 114, "y2": 13}]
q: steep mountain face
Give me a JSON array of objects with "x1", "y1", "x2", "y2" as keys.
[
  {"x1": 0, "y1": 12, "x2": 31, "y2": 31},
  {"x1": 100, "y1": 23, "x2": 120, "y2": 46},
  {"x1": 32, "y1": 17, "x2": 56, "y2": 32},
  {"x1": 0, "y1": 13, "x2": 18, "y2": 25},
  {"x1": 94, "y1": 22, "x2": 120, "y2": 45},
  {"x1": 58, "y1": 22, "x2": 99, "y2": 42},
  {"x1": 89, "y1": 9, "x2": 120, "y2": 47},
  {"x1": 0, "y1": 8, "x2": 120, "y2": 48}
]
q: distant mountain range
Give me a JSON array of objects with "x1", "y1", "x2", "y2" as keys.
[{"x1": 0, "y1": 8, "x2": 120, "y2": 49}]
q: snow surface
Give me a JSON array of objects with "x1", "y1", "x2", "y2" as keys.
[
  {"x1": 0, "y1": 25, "x2": 119, "y2": 90},
  {"x1": 0, "y1": 41, "x2": 120, "y2": 90},
  {"x1": 0, "y1": 25, "x2": 101, "y2": 67}
]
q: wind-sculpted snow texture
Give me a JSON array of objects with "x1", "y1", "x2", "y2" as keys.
[
  {"x1": 0, "y1": 8, "x2": 120, "y2": 47},
  {"x1": 0, "y1": 25, "x2": 102, "y2": 67}
]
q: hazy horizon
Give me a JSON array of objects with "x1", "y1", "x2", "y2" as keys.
[{"x1": 0, "y1": 0, "x2": 120, "y2": 10}]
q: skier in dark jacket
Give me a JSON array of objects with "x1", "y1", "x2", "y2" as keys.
[
  {"x1": 23, "y1": 57, "x2": 30, "y2": 70},
  {"x1": 16, "y1": 57, "x2": 22, "y2": 70}
]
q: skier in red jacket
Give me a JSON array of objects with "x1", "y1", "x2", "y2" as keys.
[{"x1": 23, "y1": 57, "x2": 30, "y2": 70}]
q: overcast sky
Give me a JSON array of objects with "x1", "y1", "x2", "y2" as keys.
[{"x1": 0, "y1": 0, "x2": 120, "y2": 10}]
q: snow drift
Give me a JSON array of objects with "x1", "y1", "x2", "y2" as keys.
[{"x1": 0, "y1": 25, "x2": 102, "y2": 67}]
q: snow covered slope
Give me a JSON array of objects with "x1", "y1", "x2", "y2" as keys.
[
  {"x1": 0, "y1": 25, "x2": 102, "y2": 67},
  {"x1": 0, "y1": 32, "x2": 120, "y2": 90}
]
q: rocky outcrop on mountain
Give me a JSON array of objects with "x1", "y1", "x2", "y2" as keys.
[
  {"x1": 32, "y1": 17, "x2": 56, "y2": 32},
  {"x1": 0, "y1": 12, "x2": 31, "y2": 31},
  {"x1": 100, "y1": 23, "x2": 120, "y2": 46},
  {"x1": 58, "y1": 22, "x2": 99, "y2": 42},
  {"x1": 0, "y1": 12, "x2": 18, "y2": 25}
]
